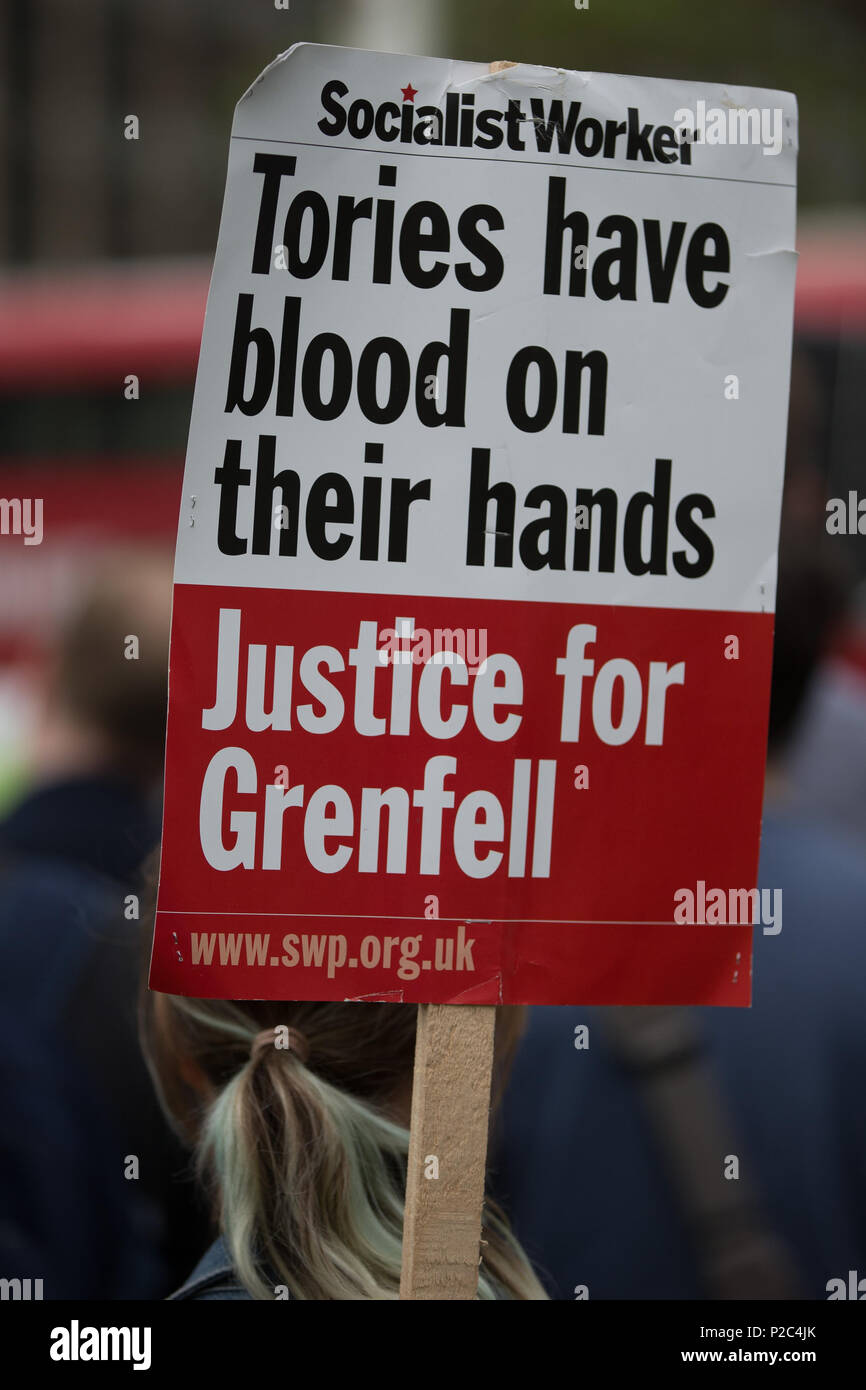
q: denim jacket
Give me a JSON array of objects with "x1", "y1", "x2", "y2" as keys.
[{"x1": 168, "y1": 1237, "x2": 251, "y2": 1301}]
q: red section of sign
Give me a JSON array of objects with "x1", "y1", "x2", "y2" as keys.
[{"x1": 152, "y1": 582, "x2": 772, "y2": 1005}]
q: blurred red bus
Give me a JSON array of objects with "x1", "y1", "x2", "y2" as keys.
[{"x1": 0, "y1": 260, "x2": 208, "y2": 665}]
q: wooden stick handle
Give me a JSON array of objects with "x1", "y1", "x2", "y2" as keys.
[{"x1": 400, "y1": 1003, "x2": 497, "y2": 1299}]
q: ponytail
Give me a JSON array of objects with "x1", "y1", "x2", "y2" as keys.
[
  {"x1": 203, "y1": 1027, "x2": 409, "y2": 1299},
  {"x1": 144, "y1": 997, "x2": 548, "y2": 1300}
]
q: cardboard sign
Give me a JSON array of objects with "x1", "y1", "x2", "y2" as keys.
[{"x1": 150, "y1": 44, "x2": 797, "y2": 1005}]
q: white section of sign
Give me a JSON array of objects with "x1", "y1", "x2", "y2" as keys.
[{"x1": 174, "y1": 44, "x2": 797, "y2": 614}]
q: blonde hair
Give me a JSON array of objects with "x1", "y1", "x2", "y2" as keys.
[{"x1": 141, "y1": 992, "x2": 547, "y2": 1300}]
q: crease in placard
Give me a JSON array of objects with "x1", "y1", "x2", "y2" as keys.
[
  {"x1": 744, "y1": 248, "x2": 799, "y2": 263},
  {"x1": 236, "y1": 44, "x2": 296, "y2": 106},
  {"x1": 344, "y1": 988, "x2": 405, "y2": 1003},
  {"x1": 429, "y1": 58, "x2": 458, "y2": 108},
  {"x1": 444, "y1": 973, "x2": 504, "y2": 1005},
  {"x1": 474, "y1": 64, "x2": 581, "y2": 93},
  {"x1": 719, "y1": 86, "x2": 798, "y2": 142},
  {"x1": 472, "y1": 293, "x2": 540, "y2": 326}
]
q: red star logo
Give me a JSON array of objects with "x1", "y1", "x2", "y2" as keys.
[{"x1": 401, "y1": 83, "x2": 418, "y2": 102}]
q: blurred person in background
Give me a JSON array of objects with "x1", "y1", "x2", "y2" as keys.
[
  {"x1": 783, "y1": 579, "x2": 866, "y2": 848},
  {"x1": 0, "y1": 550, "x2": 209, "y2": 1298},
  {"x1": 140, "y1": 992, "x2": 547, "y2": 1301},
  {"x1": 775, "y1": 346, "x2": 866, "y2": 849},
  {"x1": 492, "y1": 522, "x2": 866, "y2": 1299}
]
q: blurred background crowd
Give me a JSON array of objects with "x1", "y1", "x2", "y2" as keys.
[{"x1": 0, "y1": 0, "x2": 864, "y2": 1300}]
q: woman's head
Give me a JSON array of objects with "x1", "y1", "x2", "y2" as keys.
[
  {"x1": 141, "y1": 990, "x2": 546, "y2": 1300},
  {"x1": 143, "y1": 994, "x2": 418, "y2": 1143}
]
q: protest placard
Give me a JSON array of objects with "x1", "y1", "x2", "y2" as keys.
[{"x1": 150, "y1": 43, "x2": 797, "y2": 1010}]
